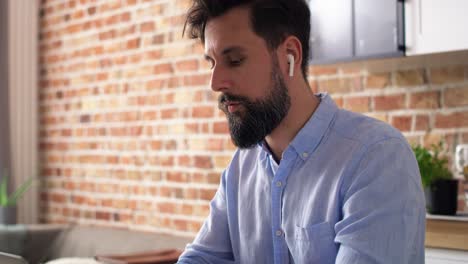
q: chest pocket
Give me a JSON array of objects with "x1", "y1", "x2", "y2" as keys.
[{"x1": 287, "y1": 221, "x2": 337, "y2": 264}]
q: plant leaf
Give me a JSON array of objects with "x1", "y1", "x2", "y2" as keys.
[
  {"x1": 7, "y1": 177, "x2": 35, "y2": 206},
  {"x1": 0, "y1": 171, "x2": 8, "y2": 206}
]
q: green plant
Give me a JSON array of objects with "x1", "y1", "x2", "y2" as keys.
[
  {"x1": 412, "y1": 142, "x2": 453, "y2": 188},
  {"x1": 0, "y1": 169, "x2": 35, "y2": 207}
]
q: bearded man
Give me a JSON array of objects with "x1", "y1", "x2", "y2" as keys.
[{"x1": 177, "y1": 1, "x2": 426, "y2": 263}]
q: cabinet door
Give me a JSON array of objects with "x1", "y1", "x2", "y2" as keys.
[
  {"x1": 308, "y1": 0, "x2": 353, "y2": 64},
  {"x1": 354, "y1": 0, "x2": 404, "y2": 58},
  {"x1": 405, "y1": 0, "x2": 468, "y2": 55},
  {"x1": 425, "y1": 248, "x2": 468, "y2": 264}
]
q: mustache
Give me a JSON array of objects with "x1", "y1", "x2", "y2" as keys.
[{"x1": 218, "y1": 93, "x2": 250, "y2": 105}]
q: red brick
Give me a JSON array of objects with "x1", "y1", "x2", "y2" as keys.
[
  {"x1": 161, "y1": 109, "x2": 178, "y2": 119},
  {"x1": 444, "y1": 86, "x2": 468, "y2": 107},
  {"x1": 126, "y1": 38, "x2": 141, "y2": 49},
  {"x1": 51, "y1": 193, "x2": 67, "y2": 203},
  {"x1": 410, "y1": 91, "x2": 440, "y2": 109},
  {"x1": 435, "y1": 111, "x2": 468, "y2": 129},
  {"x1": 173, "y1": 219, "x2": 188, "y2": 231},
  {"x1": 207, "y1": 173, "x2": 221, "y2": 184},
  {"x1": 145, "y1": 50, "x2": 162, "y2": 60},
  {"x1": 154, "y1": 63, "x2": 173, "y2": 74},
  {"x1": 207, "y1": 139, "x2": 224, "y2": 151},
  {"x1": 167, "y1": 172, "x2": 187, "y2": 182},
  {"x1": 184, "y1": 188, "x2": 198, "y2": 200},
  {"x1": 395, "y1": 69, "x2": 426, "y2": 87},
  {"x1": 115, "y1": 213, "x2": 132, "y2": 223},
  {"x1": 199, "y1": 188, "x2": 217, "y2": 201},
  {"x1": 318, "y1": 77, "x2": 361, "y2": 94},
  {"x1": 194, "y1": 204, "x2": 210, "y2": 217},
  {"x1": 192, "y1": 106, "x2": 214, "y2": 118},
  {"x1": 149, "y1": 34, "x2": 164, "y2": 45},
  {"x1": 87, "y1": 6, "x2": 96, "y2": 15},
  {"x1": 158, "y1": 202, "x2": 176, "y2": 214},
  {"x1": 135, "y1": 215, "x2": 148, "y2": 225},
  {"x1": 373, "y1": 94, "x2": 406, "y2": 111},
  {"x1": 365, "y1": 73, "x2": 391, "y2": 89},
  {"x1": 430, "y1": 65, "x2": 465, "y2": 85},
  {"x1": 415, "y1": 115, "x2": 431, "y2": 131},
  {"x1": 176, "y1": 59, "x2": 199, "y2": 72},
  {"x1": 181, "y1": 204, "x2": 194, "y2": 215},
  {"x1": 140, "y1": 21, "x2": 155, "y2": 32},
  {"x1": 161, "y1": 156, "x2": 175, "y2": 167},
  {"x1": 178, "y1": 156, "x2": 191, "y2": 167},
  {"x1": 391, "y1": 116, "x2": 412, "y2": 132},
  {"x1": 194, "y1": 156, "x2": 212, "y2": 169},
  {"x1": 164, "y1": 14, "x2": 186, "y2": 27},
  {"x1": 71, "y1": 10, "x2": 85, "y2": 20},
  {"x1": 213, "y1": 121, "x2": 229, "y2": 134},
  {"x1": 343, "y1": 96, "x2": 369, "y2": 113},
  {"x1": 184, "y1": 74, "x2": 210, "y2": 86}
]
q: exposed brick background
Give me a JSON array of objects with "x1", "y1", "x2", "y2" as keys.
[{"x1": 39, "y1": 0, "x2": 468, "y2": 237}]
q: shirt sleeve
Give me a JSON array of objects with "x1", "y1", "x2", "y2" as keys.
[
  {"x1": 334, "y1": 138, "x2": 426, "y2": 264},
  {"x1": 177, "y1": 170, "x2": 236, "y2": 264}
]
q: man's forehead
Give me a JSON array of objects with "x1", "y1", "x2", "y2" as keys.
[{"x1": 204, "y1": 7, "x2": 252, "y2": 56}]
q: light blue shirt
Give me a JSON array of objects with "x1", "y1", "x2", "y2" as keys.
[{"x1": 178, "y1": 93, "x2": 426, "y2": 264}]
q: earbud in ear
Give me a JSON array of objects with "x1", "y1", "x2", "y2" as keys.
[{"x1": 287, "y1": 54, "x2": 294, "y2": 77}]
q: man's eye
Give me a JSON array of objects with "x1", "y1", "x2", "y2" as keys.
[{"x1": 229, "y1": 58, "x2": 244, "y2": 66}]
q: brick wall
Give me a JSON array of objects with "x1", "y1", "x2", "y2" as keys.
[{"x1": 39, "y1": 0, "x2": 468, "y2": 236}]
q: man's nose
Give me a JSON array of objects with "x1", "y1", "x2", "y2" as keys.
[{"x1": 210, "y1": 66, "x2": 231, "y2": 92}]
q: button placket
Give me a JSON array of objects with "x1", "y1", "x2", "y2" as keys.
[{"x1": 271, "y1": 150, "x2": 296, "y2": 263}]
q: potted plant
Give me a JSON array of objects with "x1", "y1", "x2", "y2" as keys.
[
  {"x1": 412, "y1": 142, "x2": 458, "y2": 215},
  {"x1": 0, "y1": 169, "x2": 35, "y2": 224}
]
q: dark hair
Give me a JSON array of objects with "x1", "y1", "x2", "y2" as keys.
[{"x1": 183, "y1": 0, "x2": 311, "y2": 79}]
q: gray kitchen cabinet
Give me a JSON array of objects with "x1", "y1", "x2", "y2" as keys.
[
  {"x1": 354, "y1": 0, "x2": 404, "y2": 58},
  {"x1": 309, "y1": 0, "x2": 353, "y2": 63},
  {"x1": 308, "y1": 0, "x2": 405, "y2": 64}
]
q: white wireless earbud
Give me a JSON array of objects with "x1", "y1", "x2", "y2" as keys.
[{"x1": 287, "y1": 54, "x2": 294, "y2": 77}]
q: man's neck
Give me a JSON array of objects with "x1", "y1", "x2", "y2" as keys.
[{"x1": 265, "y1": 80, "x2": 320, "y2": 163}]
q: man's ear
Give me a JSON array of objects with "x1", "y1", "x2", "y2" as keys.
[{"x1": 281, "y1": 36, "x2": 303, "y2": 77}]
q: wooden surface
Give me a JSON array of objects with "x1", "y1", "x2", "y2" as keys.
[{"x1": 426, "y1": 218, "x2": 468, "y2": 251}]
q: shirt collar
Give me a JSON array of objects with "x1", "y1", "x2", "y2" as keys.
[
  {"x1": 257, "y1": 93, "x2": 338, "y2": 161},
  {"x1": 290, "y1": 93, "x2": 338, "y2": 160}
]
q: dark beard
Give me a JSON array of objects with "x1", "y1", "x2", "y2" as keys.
[{"x1": 218, "y1": 55, "x2": 291, "y2": 148}]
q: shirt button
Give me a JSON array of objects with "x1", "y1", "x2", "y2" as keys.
[
  {"x1": 276, "y1": 230, "x2": 283, "y2": 236},
  {"x1": 302, "y1": 152, "x2": 309, "y2": 158},
  {"x1": 276, "y1": 181, "x2": 282, "y2": 187}
]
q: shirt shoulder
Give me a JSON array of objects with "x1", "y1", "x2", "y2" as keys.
[{"x1": 331, "y1": 108, "x2": 407, "y2": 149}]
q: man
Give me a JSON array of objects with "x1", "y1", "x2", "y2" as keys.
[{"x1": 178, "y1": 1, "x2": 426, "y2": 263}]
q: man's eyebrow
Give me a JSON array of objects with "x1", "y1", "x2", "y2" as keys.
[
  {"x1": 204, "y1": 46, "x2": 246, "y2": 60},
  {"x1": 221, "y1": 46, "x2": 246, "y2": 55}
]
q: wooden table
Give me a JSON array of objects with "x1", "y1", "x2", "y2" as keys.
[{"x1": 425, "y1": 214, "x2": 468, "y2": 251}]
